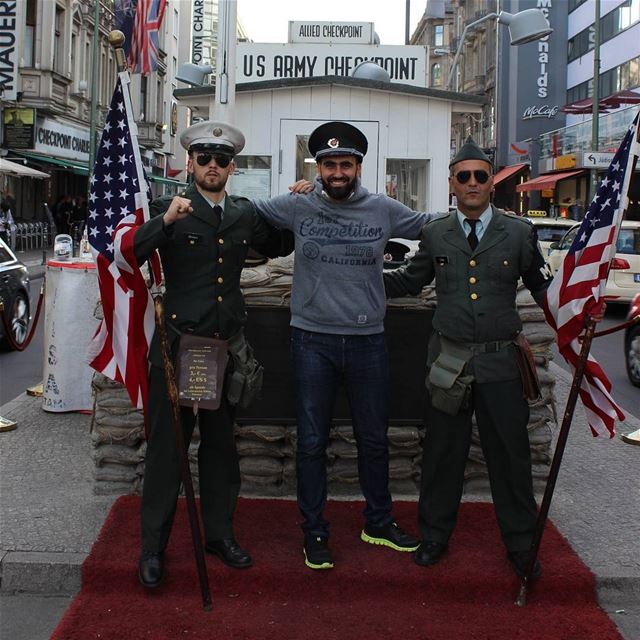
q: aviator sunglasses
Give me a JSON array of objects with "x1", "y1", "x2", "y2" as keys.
[
  {"x1": 195, "y1": 152, "x2": 232, "y2": 168},
  {"x1": 453, "y1": 170, "x2": 491, "y2": 184}
]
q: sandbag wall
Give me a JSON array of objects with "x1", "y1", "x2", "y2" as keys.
[{"x1": 90, "y1": 257, "x2": 557, "y2": 496}]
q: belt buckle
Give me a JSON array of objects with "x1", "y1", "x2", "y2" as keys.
[{"x1": 486, "y1": 341, "x2": 499, "y2": 353}]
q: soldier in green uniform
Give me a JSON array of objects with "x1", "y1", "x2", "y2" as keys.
[
  {"x1": 134, "y1": 121, "x2": 292, "y2": 588},
  {"x1": 384, "y1": 137, "x2": 554, "y2": 578}
]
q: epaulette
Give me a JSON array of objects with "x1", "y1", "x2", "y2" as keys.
[
  {"x1": 425, "y1": 212, "x2": 453, "y2": 226},
  {"x1": 229, "y1": 194, "x2": 251, "y2": 204}
]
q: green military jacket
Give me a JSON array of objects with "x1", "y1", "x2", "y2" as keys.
[
  {"x1": 134, "y1": 184, "x2": 291, "y2": 366},
  {"x1": 384, "y1": 206, "x2": 553, "y2": 382}
]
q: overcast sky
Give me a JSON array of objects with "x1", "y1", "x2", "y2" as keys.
[{"x1": 236, "y1": 0, "x2": 426, "y2": 46}]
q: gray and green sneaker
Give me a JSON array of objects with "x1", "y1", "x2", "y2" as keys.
[
  {"x1": 361, "y1": 520, "x2": 419, "y2": 552},
  {"x1": 303, "y1": 534, "x2": 334, "y2": 570}
]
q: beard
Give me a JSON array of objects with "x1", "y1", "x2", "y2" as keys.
[
  {"x1": 321, "y1": 175, "x2": 357, "y2": 200},
  {"x1": 194, "y1": 171, "x2": 227, "y2": 194}
]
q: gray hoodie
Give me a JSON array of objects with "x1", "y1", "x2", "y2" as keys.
[{"x1": 253, "y1": 177, "x2": 436, "y2": 335}]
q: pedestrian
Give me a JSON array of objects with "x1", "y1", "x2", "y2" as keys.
[
  {"x1": 133, "y1": 120, "x2": 293, "y2": 588},
  {"x1": 383, "y1": 137, "x2": 593, "y2": 578},
  {"x1": 0, "y1": 201, "x2": 15, "y2": 245},
  {"x1": 253, "y1": 121, "x2": 439, "y2": 570}
]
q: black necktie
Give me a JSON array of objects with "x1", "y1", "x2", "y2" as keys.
[
  {"x1": 213, "y1": 204, "x2": 222, "y2": 227},
  {"x1": 466, "y1": 219, "x2": 479, "y2": 250}
]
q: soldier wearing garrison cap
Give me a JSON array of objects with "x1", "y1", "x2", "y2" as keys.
[
  {"x1": 133, "y1": 121, "x2": 293, "y2": 588},
  {"x1": 385, "y1": 137, "x2": 605, "y2": 577},
  {"x1": 251, "y1": 120, "x2": 443, "y2": 570}
]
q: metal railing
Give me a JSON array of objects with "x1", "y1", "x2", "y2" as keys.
[{"x1": 14, "y1": 222, "x2": 52, "y2": 251}]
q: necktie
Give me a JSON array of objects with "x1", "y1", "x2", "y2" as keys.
[
  {"x1": 213, "y1": 204, "x2": 222, "y2": 228},
  {"x1": 466, "y1": 219, "x2": 479, "y2": 250}
]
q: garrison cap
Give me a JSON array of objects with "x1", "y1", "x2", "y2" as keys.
[
  {"x1": 449, "y1": 136, "x2": 493, "y2": 169},
  {"x1": 180, "y1": 120, "x2": 245, "y2": 155},
  {"x1": 308, "y1": 121, "x2": 368, "y2": 161}
]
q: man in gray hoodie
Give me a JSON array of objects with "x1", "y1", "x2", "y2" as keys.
[{"x1": 254, "y1": 121, "x2": 438, "y2": 570}]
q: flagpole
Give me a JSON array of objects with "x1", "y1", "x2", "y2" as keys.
[
  {"x1": 88, "y1": 0, "x2": 102, "y2": 178},
  {"x1": 517, "y1": 114, "x2": 640, "y2": 606},
  {"x1": 515, "y1": 318, "x2": 596, "y2": 607},
  {"x1": 106, "y1": 29, "x2": 213, "y2": 612}
]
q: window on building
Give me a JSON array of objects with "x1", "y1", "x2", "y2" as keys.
[
  {"x1": 53, "y1": 5, "x2": 65, "y2": 74},
  {"x1": 385, "y1": 159, "x2": 428, "y2": 211},
  {"x1": 140, "y1": 76, "x2": 148, "y2": 122},
  {"x1": 568, "y1": 0, "x2": 588, "y2": 12},
  {"x1": 434, "y1": 25, "x2": 444, "y2": 47},
  {"x1": 233, "y1": 156, "x2": 272, "y2": 200},
  {"x1": 431, "y1": 63, "x2": 442, "y2": 87},
  {"x1": 24, "y1": 0, "x2": 36, "y2": 67}
]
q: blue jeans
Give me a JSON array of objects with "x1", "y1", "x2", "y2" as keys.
[{"x1": 291, "y1": 328, "x2": 393, "y2": 537}]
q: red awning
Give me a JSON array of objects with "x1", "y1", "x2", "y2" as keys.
[
  {"x1": 561, "y1": 89, "x2": 640, "y2": 114},
  {"x1": 493, "y1": 163, "x2": 527, "y2": 186},
  {"x1": 516, "y1": 170, "x2": 585, "y2": 192}
]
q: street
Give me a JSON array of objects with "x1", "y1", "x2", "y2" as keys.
[{"x1": 0, "y1": 273, "x2": 45, "y2": 406}]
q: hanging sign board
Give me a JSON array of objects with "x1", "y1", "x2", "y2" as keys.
[{"x1": 288, "y1": 21, "x2": 375, "y2": 44}]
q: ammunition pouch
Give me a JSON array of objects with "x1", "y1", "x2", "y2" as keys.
[{"x1": 427, "y1": 338, "x2": 474, "y2": 416}]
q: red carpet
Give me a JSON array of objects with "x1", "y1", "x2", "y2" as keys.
[{"x1": 52, "y1": 497, "x2": 622, "y2": 639}]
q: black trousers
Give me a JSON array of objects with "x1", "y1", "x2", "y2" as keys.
[
  {"x1": 419, "y1": 378, "x2": 537, "y2": 552},
  {"x1": 140, "y1": 365, "x2": 240, "y2": 552}
]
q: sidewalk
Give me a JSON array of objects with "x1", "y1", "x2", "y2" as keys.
[{"x1": 1, "y1": 357, "x2": 638, "y2": 637}]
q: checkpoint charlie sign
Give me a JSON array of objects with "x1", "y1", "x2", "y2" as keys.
[{"x1": 237, "y1": 43, "x2": 427, "y2": 87}]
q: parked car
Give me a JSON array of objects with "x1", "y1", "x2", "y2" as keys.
[
  {"x1": 625, "y1": 293, "x2": 640, "y2": 387},
  {"x1": 526, "y1": 215, "x2": 576, "y2": 257},
  {"x1": 0, "y1": 237, "x2": 30, "y2": 350},
  {"x1": 547, "y1": 220, "x2": 640, "y2": 304}
]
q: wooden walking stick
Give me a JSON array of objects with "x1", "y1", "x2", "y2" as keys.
[
  {"x1": 515, "y1": 318, "x2": 597, "y2": 607},
  {"x1": 153, "y1": 295, "x2": 213, "y2": 611},
  {"x1": 107, "y1": 29, "x2": 212, "y2": 611}
]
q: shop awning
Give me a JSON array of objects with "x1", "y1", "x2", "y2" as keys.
[
  {"x1": 493, "y1": 163, "x2": 527, "y2": 186},
  {"x1": 516, "y1": 170, "x2": 585, "y2": 192},
  {"x1": 12, "y1": 151, "x2": 89, "y2": 175},
  {"x1": 148, "y1": 175, "x2": 188, "y2": 187},
  {"x1": 0, "y1": 158, "x2": 50, "y2": 179}
]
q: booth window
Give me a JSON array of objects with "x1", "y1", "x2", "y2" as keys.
[
  {"x1": 385, "y1": 160, "x2": 428, "y2": 211},
  {"x1": 295, "y1": 135, "x2": 317, "y2": 183},
  {"x1": 233, "y1": 156, "x2": 272, "y2": 200}
]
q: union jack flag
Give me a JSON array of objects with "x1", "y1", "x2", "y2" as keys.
[
  {"x1": 544, "y1": 111, "x2": 640, "y2": 437},
  {"x1": 128, "y1": 0, "x2": 167, "y2": 76},
  {"x1": 87, "y1": 71, "x2": 160, "y2": 413}
]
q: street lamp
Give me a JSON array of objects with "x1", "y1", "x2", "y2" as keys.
[
  {"x1": 445, "y1": 9, "x2": 552, "y2": 91},
  {"x1": 176, "y1": 63, "x2": 213, "y2": 87}
]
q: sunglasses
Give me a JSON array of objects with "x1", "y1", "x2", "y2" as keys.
[
  {"x1": 453, "y1": 170, "x2": 491, "y2": 184},
  {"x1": 195, "y1": 153, "x2": 232, "y2": 168}
]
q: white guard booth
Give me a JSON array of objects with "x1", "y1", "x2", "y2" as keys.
[
  {"x1": 174, "y1": 75, "x2": 485, "y2": 208},
  {"x1": 42, "y1": 259, "x2": 100, "y2": 412}
]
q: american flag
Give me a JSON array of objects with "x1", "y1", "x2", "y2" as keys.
[
  {"x1": 128, "y1": 0, "x2": 167, "y2": 76},
  {"x1": 87, "y1": 71, "x2": 160, "y2": 412},
  {"x1": 544, "y1": 111, "x2": 640, "y2": 437}
]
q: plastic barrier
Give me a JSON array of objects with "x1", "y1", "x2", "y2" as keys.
[{"x1": 42, "y1": 259, "x2": 100, "y2": 412}]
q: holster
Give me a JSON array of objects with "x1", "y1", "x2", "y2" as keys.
[
  {"x1": 512, "y1": 333, "x2": 541, "y2": 402},
  {"x1": 427, "y1": 338, "x2": 474, "y2": 416},
  {"x1": 226, "y1": 330, "x2": 264, "y2": 408}
]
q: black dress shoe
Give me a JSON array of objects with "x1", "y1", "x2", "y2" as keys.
[
  {"x1": 507, "y1": 550, "x2": 541, "y2": 579},
  {"x1": 415, "y1": 540, "x2": 448, "y2": 566},
  {"x1": 205, "y1": 539, "x2": 252, "y2": 568},
  {"x1": 138, "y1": 551, "x2": 164, "y2": 588}
]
